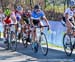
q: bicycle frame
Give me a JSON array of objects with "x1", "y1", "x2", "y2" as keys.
[{"x1": 4, "y1": 24, "x2": 17, "y2": 49}]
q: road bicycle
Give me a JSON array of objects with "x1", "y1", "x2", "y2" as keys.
[
  {"x1": 63, "y1": 26, "x2": 75, "y2": 56},
  {"x1": 22, "y1": 24, "x2": 49, "y2": 56},
  {"x1": 4, "y1": 24, "x2": 17, "y2": 51}
]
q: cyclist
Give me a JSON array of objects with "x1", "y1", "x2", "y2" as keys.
[
  {"x1": 0, "y1": 8, "x2": 5, "y2": 22},
  {"x1": 22, "y1": 7, "x2": 31, "y2": 24},
  {"x1": 64, "y1": 1, "x2": 75, "y2": 37},
  {"x1": 15, "y1": 5, "x2": 23, "y2": 39},
  {"x1": 3, "y1": 7, "x2": 17, "y2": 45},
  {"x1": 30, "y1": 4, "x2": 50, "y2": 50},
  {"x1": 0, "y1": 8, "x2": 5, "y2": 38},
  {"x1": 22, "y1": 7, "x2": 31, "y2": 38}
]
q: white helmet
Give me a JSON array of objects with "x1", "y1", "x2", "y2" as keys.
[{"x1": 69, "y1": 0, "x2": 75, "y2": 7}]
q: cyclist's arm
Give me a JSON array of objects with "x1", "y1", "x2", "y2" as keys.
[
  {"x1": 65, "y1": 13, "x2": 74, "y2": 27},
  {"x1": 30, "y1": 17, "x2": 34, "y2": 26},
  {"x1": 64, "y1": 13, "x2": 68, "y2": 20},
  {"x1": 43, "y1": 16, "x2": 49, "y2": 26},
  {"x1": 41, "y1": 11, "x2": 50, "y2": 27},
  {"x1": 73, "y1": 12, "x2": 75, "y2": 18},
  {"x1": 3, "y1": 17, "x2": 7, "y2": 24}
]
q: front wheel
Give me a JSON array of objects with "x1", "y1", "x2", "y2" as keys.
[
  {"x1": 39, "y1": 32, "x2": 48, "y2": 56},
  {"x1": 63, "y1": 33, "x2": 73, "y2": 56},
  {"x1": 10, "y1": 32, "x2": 17, "y2": 51}
]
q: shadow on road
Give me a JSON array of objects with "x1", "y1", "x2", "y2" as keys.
[{"x1": 0, "y1": 42, "x2": 75, "y2": 61}]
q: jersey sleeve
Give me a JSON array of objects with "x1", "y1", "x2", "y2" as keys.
[
  {"x1": 64, "y1": 8, "x2": 69, "y2": 14},
  {"x1": 40, "y1": 11, "x2": 45, "y2": 17}
]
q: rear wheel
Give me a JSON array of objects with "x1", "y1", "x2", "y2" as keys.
[{"x1": 10, "y1": 32, "x2": 17, "y2": 51}]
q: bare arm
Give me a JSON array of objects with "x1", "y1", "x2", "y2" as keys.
[{"x1": 43, "y1": 16, "x2": 50, "y2": 28}]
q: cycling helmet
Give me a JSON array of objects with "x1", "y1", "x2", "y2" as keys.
[
  {"x1": 16, "y1": 5, "x2": 23, "y2": 12},
  {"x1": 4, "y1": 8, "x2": 11, "y2": 16},
  {"x1": 34, "y1": 5, "x2": 41, "y2": 10},
  {"x1": 69, "y1": 0, "x2": 75, "y2": 7}
]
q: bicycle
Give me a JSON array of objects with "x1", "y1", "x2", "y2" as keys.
[
  {"x1": 4, "y1": 24, "x2": 17, "y2": 51},
  {"x1": 63, "y1": 26, "x2": 75, "y2": 56},
  {"x1": 22, "y1": 24, "x2": 31, "y2": 48},
  {"x1": 22, "y1": 24, "x2": 49, "y2": 56}
]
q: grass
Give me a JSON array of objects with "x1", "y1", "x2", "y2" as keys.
[
  {"x1": 48, "y1": 43, "x2": 63, "y2": 49},
  {"x1": 41, "y1": 41, "x2": 63, "y2": 49}
]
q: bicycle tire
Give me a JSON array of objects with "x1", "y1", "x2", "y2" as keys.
[
  {"x1": 10, "y1": 31, "x2": 17, "y2": 51},
  {"x1": 39, "y1": 32, "x2": 48, "y2": 56},
  {"x1": 63, "y1": 33, "x2": 73, "y2": 56}
]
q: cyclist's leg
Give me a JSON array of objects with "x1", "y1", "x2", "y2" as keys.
[
  {"x1": 17, "y1": 20, "x2": 22, "y2": 40},
  {"x1": 10, "y1": 25, "x2": 16, "y2": 41},
  {"x1": 66, "y1": 20, "x2": 73, "y2": 34},
  {"x1": 39, "y1": 21, "x2": 44, "y2": 31},
  {"x1": 32, "y1": 20, "x2": 38, "y2": 42},
  {"x1": 21, "y1": 19, "x2": 26, "y2": 37},
  {"x1": 31, "y1": 20, "x2": 39, "y2": 51},
  {"x1": 66, "y1": 20, "x2": 75, "y2": 46},
  {"x1": 4, "y1": 25, "x2": 8, "y2": 43}
]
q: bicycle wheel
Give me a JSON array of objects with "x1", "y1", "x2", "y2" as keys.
[
  {"x1": 63, "y1": 33, "x2": 73, "y2": 56},
  {"x1": 39, "y1": 32, "x2": 48, "y2": 56},
  {"x1": 10, "y1": 31, "x2": 17, "y2": 51},
  {"x1": 4, "y1": 39, "x2": 10, "y2": 50}
]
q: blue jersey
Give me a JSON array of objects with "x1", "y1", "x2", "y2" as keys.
[{"x1": 31, "y1": 10, "x2": 45, "y2": 19}]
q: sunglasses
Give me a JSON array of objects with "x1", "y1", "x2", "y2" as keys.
[{"x1": 35, "y1": 9, "x2": 40, "y2": 12}]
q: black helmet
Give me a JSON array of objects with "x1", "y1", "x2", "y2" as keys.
[{"x1": 34, "y1": 5, "x2": 40, "y2": 10}]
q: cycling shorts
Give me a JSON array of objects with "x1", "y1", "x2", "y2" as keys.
[{"x1": 33, "y1": 20, "x2": 40, "y2": 26}]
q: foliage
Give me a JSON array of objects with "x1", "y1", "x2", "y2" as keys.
[{"x1": 44, "y1": 10, "x2": 63, "y2": 21}]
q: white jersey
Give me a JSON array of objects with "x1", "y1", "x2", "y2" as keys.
[
  {"x1": 10, "y1": 11, "x2": 17, "y2": 32},
  {"x1": 0, "y1": 13, "x2": 5, "y2": 32},
  {"x1": 10, "y1": 11, "x2": 17, "y2": 24},
  {"x1": 0, "y1": 13, "x2": 5, "y2": 22},
  {"x1": 64, "y1": 8, "x2": 75, "y2": 19}
]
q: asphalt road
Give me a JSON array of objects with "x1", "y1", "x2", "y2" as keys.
[{"x1": 0, "y1": 42, "x2": 75, "y2": 62}]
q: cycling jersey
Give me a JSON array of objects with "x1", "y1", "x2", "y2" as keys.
[
  {"x1": 31, "y1": 10, "x2": 45, "y2": 25},
  {"x1": 10, "y1": 11, "x2": 17, "y2": 24},
  {"x1": 0, "y1": 13, "x2": 5, "y2": 22},
  {"x1": 22, "y1": 12, "x2": 30, "y2": 24},
  {"x1": 4, "y1": 16, "x2": 11, "y2": 24},
  {"x1": 15, "y1": 11, "x2": 21, "y2": 22},
  {"x1": 64, "y1": 8, "x2": 75, "y2": 20},
  {"x1": 31, "y1": 10, "x2": 45, "y2": 19},
  {"x1": 0, "y1": 13, "x2": 4, "y2": 32},
  {"x1": 4, "y1": 11, "x2": 17, "y2": 24}
]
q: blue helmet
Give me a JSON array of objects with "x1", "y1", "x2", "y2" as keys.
[{"x1": 16, "y1": 5, "x2": 23, "y2": 12}]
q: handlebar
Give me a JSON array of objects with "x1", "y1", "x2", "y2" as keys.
[
  {"x1": 31, "y1": 25, "x2": 49, "y2": 30},
  {"x1": 4, "y1": 24, "x2": 16, "y2": 26}
]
